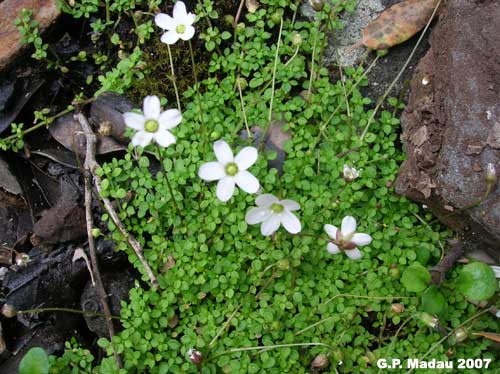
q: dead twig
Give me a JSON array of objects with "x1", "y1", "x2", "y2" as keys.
[
  {"x1": 76, "y1": 113, "x2": 159, "y2": 289},
  {"x1": 81, "y1": 113, "x2": 122, "y2": 369}
]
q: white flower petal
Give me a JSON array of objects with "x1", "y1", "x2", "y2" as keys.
[
  {"x1": 131, "y1": 131, "x2": 154, "y2": 148},
  {"x1": 255, "y1": 194, "x2": 279, "y2": 207},
  {"x1": 198, "y1": 162, "x2": 225, "y2": 181},
  {"x1": 281, "y1": 199, "x2": 300, "y2": 211},
  {"x1": 159, "y1": 109, "x2": 182, "y2": 130},
  {"x1": 214, "y1": 140, "x2": 233, "y2": 164},
  {"x1": 260, "y1": 215, "x2": 281, "y2": 236},
  {"x1": 280, "y1": 211, "x2": 301, "y2": 234},
  {"x1": 245, "y1": 207, "x2": 271, "y2": 225},
  {"x1": 234, "y1": 171, "x2": 259, "y2": 194},
  {"x1": 324, "y1": 224, "x2": 338, "y2": 240},
  {"x1": 161, "y1": 30, "x2": 180, "y2": 45},
  {"x1": 154, "y1": 130, "x2": 176, "y2": 148},
  {"x1": 327, "y1": 242, "x2": 340, "y2": 254},
  {"x1": 352, "y1": 233, "x2": 372, "y2": 246},
  {"x1": 345, "y1": 248, "x2": 363, "y2": 260},
  {"x1": 491, "y1": 265, "x2": 500, "y2": 278},
  {"x1": 341, "y1": 216, "x2": 357, "y2": 237},
  {"x1": 179, "y1": 25, "x2": 195, "y2": 41},
  {"x1": 234, "y1": 146, "x2": 258, "y2": 170},
  {"x1": 173, "y1": 1, "x2": 188, "y2": 20},
  {"x1": 216, "y1": 177, "x2": 235, "y2": 202},
  {"x1": 155, "y1": 13, "x2": 176, "y2": 31},
  {"x1": 182, "y1": 12, "x2": 196, "y2": 26},
  {"x1": 123, "y1": 112, "x2": 145, "y2": 131},
  {"x1": 143, "y1": 96, "x2": 161, "y2": 119}
]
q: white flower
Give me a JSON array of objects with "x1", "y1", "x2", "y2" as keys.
[
  {"x1": 324, "y1": 216, "x2": 372, "y2": 260},
  {"x1": 245, "y1": 194, "x2": 301, "y2": 236},
  {"x1": 343, "y1": 164, "x2": 360, "y2": 182},
  {"x1": 155, "y1": 1, "x2": 195, "y2": 45},
  {"x1": 123, "y1": 95, "x2": 182, "y2": 148},
  {"x1": 198, "y1": 140, "x2": 260, "y2": 202}
]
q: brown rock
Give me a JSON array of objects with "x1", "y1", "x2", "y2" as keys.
[
  {"x1": 396, "y1": 0, "x2": 500, "y2": 261},
  {"x1": 0, "y1": 0, "x2": 60, "y2": 70}
]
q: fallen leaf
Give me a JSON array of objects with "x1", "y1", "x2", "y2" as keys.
[
  {"x1": 49, "y1": 113, "x2": 125, "y2": 156},
  {"x1": 362, "y1": 0, "x2": 440, "y2": 50},
  {"x1": 0, "y1": 156, "x2": 22, "y2": 195},
  {"x1": 72, "y1": 248, "x2": 95, "y2": 286}
]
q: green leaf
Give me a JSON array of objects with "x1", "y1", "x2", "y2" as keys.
[
  {"x1": 401, "y1": 263, "x2": 431, "y2": 293},
  {"x1": 421, "y1": 285, "x2": 446, "y2": 315},
  {"x1": 457, "y1": 262, "x2": 497, "y2": 301},
  {"x1": 19, "y1": 347, "x2": 50, "y2": 374}
]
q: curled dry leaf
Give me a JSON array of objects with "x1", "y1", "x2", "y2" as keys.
[
  {"x1": 362, "y1": 0, "x2": 440, "y2": 50},
  {"x1": 72, "y1": 247, "x2": 95, "y2": 286}
]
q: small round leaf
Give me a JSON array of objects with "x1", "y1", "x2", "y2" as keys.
[
  {"x1": 401, "y1": 263, "x2": 431, "y2": 293},
  {"x1": 19, "y1": 347, "x2": 50, "y2": 374},
  {"x1": 457, "y1": 262, "x2": 497, "y2": 301}
]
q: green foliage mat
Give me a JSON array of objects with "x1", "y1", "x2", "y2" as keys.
[{"x1": 46, "y1": 1, "x2": 498, "y2": 373}]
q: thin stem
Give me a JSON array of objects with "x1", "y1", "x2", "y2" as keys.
[
  {"x1": 18, "y1": 307, "x2": 121, "y2": 319},
  {"x1": 188, "y1": 40, "x2": 207, "y2": 144},
  {"x1": 259, "y1": 17, "x2": 283, "y2": 151},
  {"x1": 284, "y1": 45, "x2": 299, "y2": 67},
  {"x1": 209, "y1": 304, "x2": 242, "y2": 348},
  {"x1": 166, "y1": 44, "x2": 182, "y2": 112},
  {"x1": 156, "y1": 145, "x2": 181, "y2": 218},
  {"x1": 405, "y1": 307, "x2": 493, "y2": 374},
  {"x1": 234, "y1": 0, "x2": 246, "y2": 28},
  {"x1": 360, "y1": 0, "x2": 442, "y2": 141},
  {"x1": 3, "y1": 98, "x2": 94, "y2": 142},
  {"x1": 307, "y1": 19, "x2": 321, "y2": 98},
  {"x1": 323, "y1": 293, "x2": 415, "y2": 306},
  {"x1": 237, "y1": 76, "x2": 251, "y2": 140},
  {"x1": 308, "y1": 55, "x2": 380, "y2": 152},
  {"x1": 210, "y1": 342, "x2": 334, "y2": 361}
]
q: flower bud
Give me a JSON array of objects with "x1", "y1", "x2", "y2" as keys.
[
  {"x1": 311, "y1": 354, "x2": 329, "y2": 370},
  {"x1": 224, "y1": 15, "x2": 234, "y2": 26},
  {"x1": 391, "y1": 303, "x2": 405, "y2": 314},
  {"x1": 309, "y1": 0, "x2": 325, "y2": 11},
  {"x1": 1, "y1": 304, "x2": 17, "y2": 318},
  {"x1": 486, "y1": 163, "x2": 497, "y2": 185},
  {"x1": 237, "y1": 77, "x2": 248, "y2": 90},
  {"x1": 188, "y1": 348, "x2": 202, "y2": 365},
  {"x1": 453, "y1": 327, "x2": 468, "y2": 343},
  {"x1": 91, "y1": 228, "x2": 102, "y2": 238},
  {"x1": 292, "y1": 33, "x2": 303, "y2": 47},
  {"x1": 419, "y1": 312, "x2": 439, "y2": 329},
  {"x1": 271, "y1": 11, "x2": 282, "y2": 25},
  {"x1": 276, "y1": 259, "x2": 290, "y2": 271}
]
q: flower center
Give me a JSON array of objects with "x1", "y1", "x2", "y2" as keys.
[
  {"x1": 270, "y1": 203, "x2": 284, "y2": 213},
  {"x1": 176, "y1": 24, "x2": 186, "y2": 34},
  {"x1": 144, "y1": 119, "x2": 159, "y2": 133},
  {"x1": 225, "y1": 162, "x2": 239, "y2": 176}
]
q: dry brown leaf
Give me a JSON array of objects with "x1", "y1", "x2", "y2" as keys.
[
  {"x1": 362, "y1": 0, "x2": 440, "y2": 50},
  {"x1": 473, "y1": 331, "x2": 500, "y2": 343}
]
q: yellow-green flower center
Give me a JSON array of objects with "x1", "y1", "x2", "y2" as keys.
[
  {"x1": 225, "y1": 162, "x2": 239, "y2": 176},
  {"x1": 145, "y1": 119, "x2": 159, "y2": 133},
  {"x1": 176, "y1": 24, "x2": 186, "y2": 34},
  {"x1": 270, "y1": 203, "x2": 284, "y2": 213}
]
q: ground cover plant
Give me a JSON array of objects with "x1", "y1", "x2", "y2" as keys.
[{"x1": 9, "y1": 0, "x2": 500, "y2": 373}]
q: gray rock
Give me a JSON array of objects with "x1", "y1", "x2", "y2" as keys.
[
  {"x1": 301, "y1": 0, "x2": 384, "y2": 66},
  {"x1": 395, "y1": 0, "x2": 500, "y2": 261}
]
